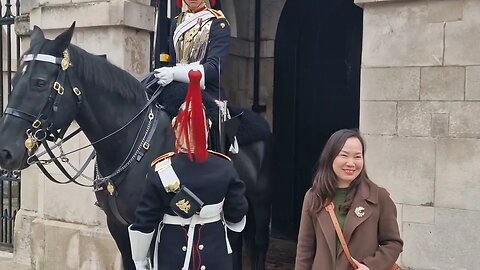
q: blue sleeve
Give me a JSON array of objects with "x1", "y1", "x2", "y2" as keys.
[
  {"x1": 203, "y1": 17, "x2": 231, "y2": 85},
  {"x1": 222, "y1": 166, "x2": 248, "y2": 223},
  {"x1": 131, "y1": 168, "x2": 170, "y2": 233}
]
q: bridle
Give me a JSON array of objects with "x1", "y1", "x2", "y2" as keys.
[
  {"x1": 12, "y1": 51, "x2": 82, "y2": 145},
  {"x1": 5, "y1": 48, "x2": 164, "y2": 225},
  {"x1": 5, "y1": 49, "x2": 90, "y2": 185}
]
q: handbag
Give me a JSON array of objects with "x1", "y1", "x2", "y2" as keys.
[{"x1": 325, "y1": 202, "x2": 400, "y2": 270}]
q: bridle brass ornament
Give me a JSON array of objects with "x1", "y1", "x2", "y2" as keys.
[
  {"x1": 107, "y1": 182, "x2": 115, "y2": 196},
  {"x1": 25, "y1": 129, "x2": 46, "y2": 162},
  {"x1": 61, "y1": 49, "x2": 71, "y2": 71},
  {"x1": 24, "y1": 133, "x2": 38, "y2": 154}
]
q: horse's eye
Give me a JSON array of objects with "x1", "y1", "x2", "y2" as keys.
[{"x1": 33, "y1": 78, "x2": 47, "y2": 88}]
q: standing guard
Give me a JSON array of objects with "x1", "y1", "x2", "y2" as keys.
[{"x1": 128, "y1": 70, "x2": 248, "y2": 270}]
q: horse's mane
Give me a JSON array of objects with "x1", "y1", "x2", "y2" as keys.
[{"x1": 68, "y1": 45, "x2": 146, "y2": 102}]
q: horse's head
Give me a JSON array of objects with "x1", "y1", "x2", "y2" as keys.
[{"x1": 0, "y1": 23, "x2": 80, "y2": 170}]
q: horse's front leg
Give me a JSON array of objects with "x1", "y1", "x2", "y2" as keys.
[
  {"x1": 228, "y1": 230, "x2": 243, "y2": 270},
  {"x1": 251, "y1": 199, "x2": 271, "y2": 270},
  {"x1": 106, "y1": 217, "x2": 136, "y2": 270}
]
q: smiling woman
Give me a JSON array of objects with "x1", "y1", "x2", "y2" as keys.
[
  {"x1": 332, "y1": 137, "x2": 364, "y2": 188},
  {"x1": 294, "y1": 129, "x2": 403, "y2": 270}
]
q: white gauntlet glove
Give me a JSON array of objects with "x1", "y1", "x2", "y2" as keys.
[
  {"x1": 128, "y1": 225, "x2": 154, "y2": 270},
  {"x1": 154, "y1": 67, "x2": 174, "y2": 86},
  {"x1": 154, "y1": 64, "x2": 205, "y2": 89}
]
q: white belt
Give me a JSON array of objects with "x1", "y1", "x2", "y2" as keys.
[
  {"x1": 163, "y1": 214, "x2": 221, "y2": 226},
  {"x1": 160, "y1": 200, "x2": 232, "y2": 270}
]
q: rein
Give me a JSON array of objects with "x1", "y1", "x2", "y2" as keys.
[{"x1": 6, "y1": 49, "x2": 164, "y2": 224}]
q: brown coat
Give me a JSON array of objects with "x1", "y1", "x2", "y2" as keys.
[{"x1": 295, "y1": 179, "x2": 403, "y2": 270}]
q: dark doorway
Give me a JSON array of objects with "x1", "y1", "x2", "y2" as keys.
[{"x1": 272, "y1": 0, "x2": 363, "y2": 239}]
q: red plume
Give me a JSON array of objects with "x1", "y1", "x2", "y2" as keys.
[{"x1": 175, "y1": 70, "x2": 208, "y2": 162}]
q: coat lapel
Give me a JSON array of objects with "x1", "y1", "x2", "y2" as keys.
[
  {"x1": 318, "y1": 209, "x2": 336, "y2": 263},
  {"x1": 341, "y1": 180, "x2": 378, "y2": 252}
]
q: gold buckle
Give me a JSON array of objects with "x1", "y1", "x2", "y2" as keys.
[
  {"x1": 53, "y1": 82, "x2": 64, "y2": 95},
  {"x1": 73, "y1": 87, "x2": 81, "y2": 96},
  {"x1": 32, "y1": 120, "x2": 41, "y2": 128},
  {"x1": 143, "y1": 142, "x2": 150, "y2": 150},
  {"x1": 165, "y1": 180, "x2": 180, "y2": 193}
]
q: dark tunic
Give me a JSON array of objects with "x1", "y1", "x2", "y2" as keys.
[
  {"x1": 131, "y1": 152, "x2": 248, "y2": 270},
  {"x1": 168, "y1": 9, "x2": 231, "y2": 100}
]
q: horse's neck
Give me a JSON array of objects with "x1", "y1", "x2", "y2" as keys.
[{"x1": 75, "y1": 80, "x2": 148, "y2": 170}]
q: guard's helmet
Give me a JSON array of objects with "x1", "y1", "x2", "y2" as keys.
[{"x1": 171, "y1": 70, "x2": 209, "y2": 162}]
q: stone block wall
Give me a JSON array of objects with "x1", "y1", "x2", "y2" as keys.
[{"x1": 356, "y1": 0, "x2": 480, "y2": 269}]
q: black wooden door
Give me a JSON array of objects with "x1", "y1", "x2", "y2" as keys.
[{"x1": 272, "y1": 0, "x2": 363, "y2": 239}]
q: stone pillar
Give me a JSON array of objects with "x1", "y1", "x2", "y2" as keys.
[
  {"x1": 13, "y1": 0, "x2": 154, "y2": 268},
  {"x1": 222, "y1": 0, "x2": 285, "y2": 124},
  {"x1": 356, "y1": 0, "x2": 480, "y2": 269}
]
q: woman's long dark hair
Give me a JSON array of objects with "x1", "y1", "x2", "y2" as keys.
[{"x1": 310, "y1": 129, "x2": 370, "y2": 214}]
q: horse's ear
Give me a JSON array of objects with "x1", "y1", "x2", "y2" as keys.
[
  {"x1": 30, "y1": 25, "x2": 45, "y2": 46},
  {"x1": 53, "y1": 22, "x2": 76, "y2": 51}
]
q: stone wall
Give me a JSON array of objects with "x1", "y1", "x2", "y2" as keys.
[
  {"x1": 356, "y1": 0, "x2": 480, "y2": 269},
  {"x1": 12, "y1": 0, "x2": 155, "y2": 268}
]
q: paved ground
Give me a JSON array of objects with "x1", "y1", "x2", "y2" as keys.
[
  {"x1": 0, "y1": 237, "x2": 297, "y2": 270},
  {"x1": 266, "y1": 237, "x2": 296, "y2": 270},
  {"x1": 0, "y1": 251, "x2": 29, "y2": 270}
]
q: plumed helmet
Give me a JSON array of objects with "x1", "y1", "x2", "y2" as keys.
[
  {"x1": 172, "y1": 70, "x2": 208, "y2": 162},
  {"x1": 177, "y1": 0, "x2": 216, "y2": 8}
]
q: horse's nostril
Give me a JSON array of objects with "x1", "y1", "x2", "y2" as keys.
[{"x1": 0, "y1": 149, "x2": 12, "y2": 162}]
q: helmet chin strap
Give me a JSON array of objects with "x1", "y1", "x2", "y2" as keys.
[{"x1": 183, "y1": 0, "x2": 209, "y2": 12}]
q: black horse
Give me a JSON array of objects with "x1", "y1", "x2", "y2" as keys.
[{"x1": 0, "y1": 24, "x2": 272, "y2": 270}]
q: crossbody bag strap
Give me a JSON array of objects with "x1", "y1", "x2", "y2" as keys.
[{"x1": 325, "y1": 202, "x2": 358, "y2": 270}]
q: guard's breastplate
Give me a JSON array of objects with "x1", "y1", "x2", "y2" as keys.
[{"x1": 175, "y1": 12, "x2": 214, "y2": 64}]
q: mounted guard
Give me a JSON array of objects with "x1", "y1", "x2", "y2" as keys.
[{"x1": 149, "y1": 0, "x2": 240, "y2": 154}]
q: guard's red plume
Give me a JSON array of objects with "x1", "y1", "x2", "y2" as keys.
[
  {"x1": 174, "y1": 69, "x2": 208, "y2": 162},
  {"x1": 176, "y1": 0, "x2": 216, "y2": 8}
]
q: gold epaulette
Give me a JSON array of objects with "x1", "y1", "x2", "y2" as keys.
[
  {"x1": 151, "y1": 152, "x2": 176, "y2": 167},
  {"x1": 208, "y1": 150, "x2": 231, "y2": 161},
  {"x1": 207, "y1": 8, "x2": 226, "y2": 19}
]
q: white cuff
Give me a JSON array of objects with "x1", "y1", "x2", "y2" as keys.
[
  {"x1": 173, "y1": 64, "x2": 206, "y2": 89},
  {"x1": 225, "y1": 215, "x2": 246, "y2": 232},
  {"x1": 128, "y1": 225, "x2": 154, "y2": 269}
]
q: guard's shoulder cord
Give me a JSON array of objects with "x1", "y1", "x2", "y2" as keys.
[
  {"x1": 151, "y1": 151, "x2": 176, "y2": 167},
  {"x1": 208, "y1": 149, "x2": 231, "y2": 161},
  {"x1": 206, "y1": 8, "x2": 226, "y2": 20}
]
